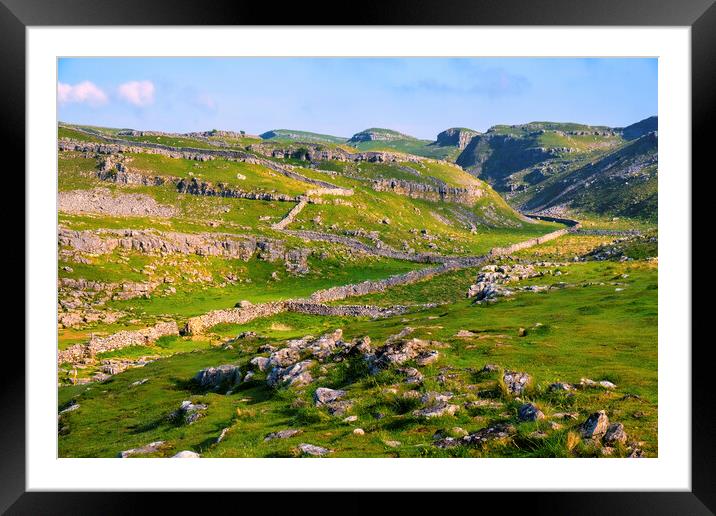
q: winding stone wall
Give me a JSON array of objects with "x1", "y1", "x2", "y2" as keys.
[
  {"x1": 283, "y1": 230, "x2": 442, "y2": 263},
  {"x1": 272, "y1": 199, "x2": 308, "y2": 230},
  {"x1": 58, "y1": 321, "x2": 178, "y2": 365}
]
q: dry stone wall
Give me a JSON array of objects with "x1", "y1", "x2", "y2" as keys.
[
  {"x1": 283, "y1": 230, "x2": 442, "y2": 263},
  {"x1": 58, "y1": 321, "x2": 178, "y2": 365}
]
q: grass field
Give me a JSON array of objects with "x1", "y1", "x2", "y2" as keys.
[{"x1": 58, "y1": 257, "x2": 657, "y2": 458}]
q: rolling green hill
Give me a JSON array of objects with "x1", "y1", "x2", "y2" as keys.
[
  {"x1": 455, "y1": 117, "x2": 657, "y2": 221},
  {"x1": 260, "y1": 129, "x2": 349, "y2": 145},
  {"x1": 520, "y1": 132, "x2": 658, "y2": 220}
]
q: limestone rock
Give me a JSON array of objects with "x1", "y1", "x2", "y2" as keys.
[
  {"x1": 172, "y1": 450, "x2": 201, "y2": 458},
  {"x1": 503, "y1": 371, "x2": 531, "y2": 395},
  {"x1": 603, "y1": 423, "x2": 627, "y2": 444},
  {"x1": 265, "y1": 429, "x2": 302, "y2": 441},
  {"x1": 266, "y1": 360, "x2": 314, "y2": 388},
  {"x1": 413, "y1": 401, "x2": 459, "y2": 418},
  {"x1": 118, "y1": 441, "x2": 165, "y2": 458},
  {"x1": 297, "y1": 443, "x2": 332, "y2": 456},
  {"x1": 314, "y1": 387, "x2": 347, "y2": 406},
  {"x1": 518, "y1": 402, "x2": 545, "y2": 421},
  {"x1": 250, "y1": 356, "x2": 270, "y2": 372},
  {"x1": 580, "y1": 410, "x2": 609, "y2": 439},
  {"x1": 548, "y1": 382, "x2": 573, "y2": 392},
  {"x1": 170, "y1": 400, "x2": 208, "y2": 425},
  {"x1": 193, "y1": 364, "x2": 242, "y2": 391}
]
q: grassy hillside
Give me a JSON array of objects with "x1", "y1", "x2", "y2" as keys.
[
  {"x1": 56, "y1": 122, "x2": 656, "y2": 459},
  {"x1": 260, "y1": 129, "x2": 349, "y2": 145},
  {"x1": 455, "y1": 117, "x2": 657, "y2": 221},
  {"x1": 518, "y1": 133, "x2": 658, "y2": 221}
]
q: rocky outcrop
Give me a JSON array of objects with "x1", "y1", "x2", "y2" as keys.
[
  {"x1": 348, "y1": 129, "x2": 412, "y2": 143},
  {"x1": 249, "y1": 143, "x2": 422, "y2": 164},
  {"x1": 371, "y1": 179, "x2": 484, "y2": 205},
  {"x1": 435, "y1": 128, "x2": 479, "y2": 149},
  {"x1": 176, "y1": 177, "x2": 300, "y2": 202},
  {"x1": 170, "y1": 400, "x2": 208, "y2": 425},
  {"x1": 580, "y1": 411, "x2": 610, "y2": 439},
  {"x1": 266, "y1": 360, "x2": 315, "y2": 388},
  {"x1": 193, "y1": 365, "x2": 242, "y2": 391},
  {"x1": 59, "y1": 188, "x2": 177, "y2": 218},
  {"x1": 502, "y1": 371, "x2": 531, "y2": 396},
  {"x1": 466, "y1": 263, "x2": 541, "y2": 302},
  {"x1": 58, "y1": 228, "x2": 310, "y2": 268}
]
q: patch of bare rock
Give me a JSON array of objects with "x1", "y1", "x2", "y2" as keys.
[
  {"x1": 58, "y1": 188, "x2": 176, "y2": 218},
  {"x1": 467, "y1": 264, "x2": 544, "y2": 303}
]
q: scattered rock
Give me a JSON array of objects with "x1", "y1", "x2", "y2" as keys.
[
  {"x1": 353, "y1": 428, "x2": 365, "y2": 435},
  {"x1": 416, "y1": 350, "x2": 439, "y2": 366},
  {"x1": 250, "y1": 356, "x2": 270, "y2": 372},
  {"x1": 266, "y1": 360, "x2": 314, "y2": 388},
  {"x1": 400, "y1": 367, "x2": 424, "y2": 384},
  {"x1": 580, "y1": 410, "x2": 609, "y2": 439},
  {"x1": 413, "y1": 401, "x2": 459, "y2": 418},
  {"x1": 118, "y1": 440, "x2": 165, "y2": 458},
  {"x1": 502, "y1": 371, "x2": 531, "y2": 396},
  {"x1": 216, "y1": 428, "x2": 230, "y2": 443},
  {"x1": 172, "y1": 450, "x2": 201, "y2": 458},
  {"x1": 265, "y1": 429, "x2": 302, "y2": 441},
  {"x1": 129, "y1": 378, "x2": 148, "y2": 387},
  {"x1": 420, "y1": 392, "x2": 453, "y2": 404},
  {"x1": 518, "y1": 402, "x2": 545, "y2": 421},
  {"x1": 193, "y1": 364, "x2": 242, "y2": 391},
  {"x1": 462, "y1": 424, "x2": 516, "y2": 447},
  {"x1": 580, "y1": 378, "x2": 617, "y2": 389},
  {"x1": 628, "y1": 448, "x2": 644, "y2": 458},
  {"x1": 552, "y1": 412, "x2": 579, "y2": 420},
  {"x1": 268, "y1": 347, "x2": 301, "y2": 368},
  {"x1": 170, "y1": 400, "x2": 208, "y2": 425},
  {"x1": 548, "y1": 382, "x2": 573, "y2": 392},
  {"x1": 481, "y1": 364, "x2": 500, "y2": 373},
  {"x1": 343, "y1": 415, "x2": 358, "y2": 423},
  {"x1": 59, "y1": 403, "x2": 80, "y2": 415},
  {"x1": 603, "y1": 423, "x2": 627, "y2": 444},
  {"x1": 297, "y1": 443, "x2": 332, "y2": 456},
  {"x1": 314, "y1": 387, "x2": 346, "y2": 406},
  {"x1": 383, "y1": 440, "x2": 401, "y2": 448}
]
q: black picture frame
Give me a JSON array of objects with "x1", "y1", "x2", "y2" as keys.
[{"x1": 5, "y1": 0, "x2": 711, "y2": 512}]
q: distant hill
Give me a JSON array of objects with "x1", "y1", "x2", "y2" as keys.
[
  {"x1": 347, "y1": 128, "x2": 416, "y2": 143},
  {"x1": 454, "y1": 117, "x2": 657, "y2": 220},
  {"x1": 619, "y1": 116, "x2": 658, "y2": 140},
  {"x1": 521, "y1": 132, "x2": 657, "y2": 220},
  {"x1": 348, "y1": 128, "x2": 463, "y2": 160},
  {"x1": 260, "y1": 129, "x2": 348, "y2": 145},
  {"x1": 434, "y1": 127, "x2": 480, "y2": 149}
]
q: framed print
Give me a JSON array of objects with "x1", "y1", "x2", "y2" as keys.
[{"x1": 6, "y1": 0, "x2": 713, "y2": 512}]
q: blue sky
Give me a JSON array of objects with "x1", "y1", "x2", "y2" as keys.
[{"x1": 58, "y1": 57, "x2": 657, "y2": 139}]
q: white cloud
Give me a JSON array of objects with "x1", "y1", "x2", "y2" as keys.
[
  {"x1": 57, "y1": 81, "x2": 108, "y2": 106},
  {"x1": 118, "y1": 80, "x2": 155, "y2": 107}
]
